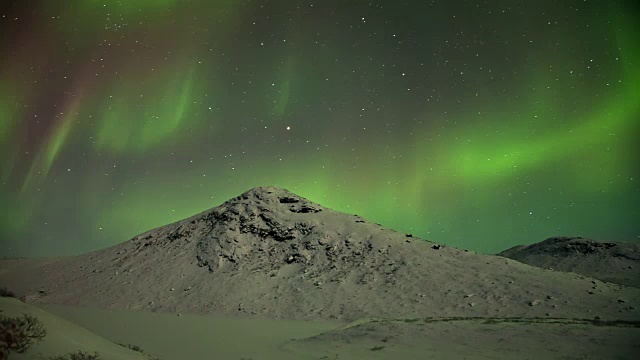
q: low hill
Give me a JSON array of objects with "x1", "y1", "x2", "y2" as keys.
[{"x1": 498, "y1": 236, "x2": 640, "y2": 288}]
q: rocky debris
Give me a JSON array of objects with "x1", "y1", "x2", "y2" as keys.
[
  {"x1": 563, "y1": 239, "x2": 616, "y2": 254},
  {"x1": 167, "y1": 225, "x2": 193, "y2": 242},
  {"x1": 195, "y1": 196, "x2": 318, "y2": 271},
  {"x1": 529, "y1": 300, "x2": 541, "y2": 306}
]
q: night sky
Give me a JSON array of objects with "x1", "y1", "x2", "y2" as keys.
[{"x1": 1, "y1": 0, "x2": 639, "y2": 257}]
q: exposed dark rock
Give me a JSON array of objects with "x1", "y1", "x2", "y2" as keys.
[{"x1": 279, "y1": 196, "x2": 299, "y2": 204}]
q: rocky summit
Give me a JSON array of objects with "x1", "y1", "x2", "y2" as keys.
[{"x1": 1, "y1": 187, "x2": 639, "y2": 322}]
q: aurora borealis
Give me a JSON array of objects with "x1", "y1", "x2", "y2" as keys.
[{"x1": 1, "y1": 0, "x2": 638, "y2": 257}]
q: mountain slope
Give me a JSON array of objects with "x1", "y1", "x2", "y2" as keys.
[
  {"x1": 498, "y1": 236, "x2": 640, "y2": 288},
  {"x1": 1, "y1": 187, "x2": 638, "y2": 322}
]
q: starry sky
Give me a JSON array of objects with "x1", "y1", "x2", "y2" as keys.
[{"x1": 1, "y1": 0, "x2": 639, "y2": 257}]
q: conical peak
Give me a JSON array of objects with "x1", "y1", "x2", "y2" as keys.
[{"x1": 195, "y1": 186, "x2": 328, "y2": 271}]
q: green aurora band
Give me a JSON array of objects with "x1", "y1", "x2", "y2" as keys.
[{"x1": 0, "y1": 0, "x2": 638, "y2": 256}]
